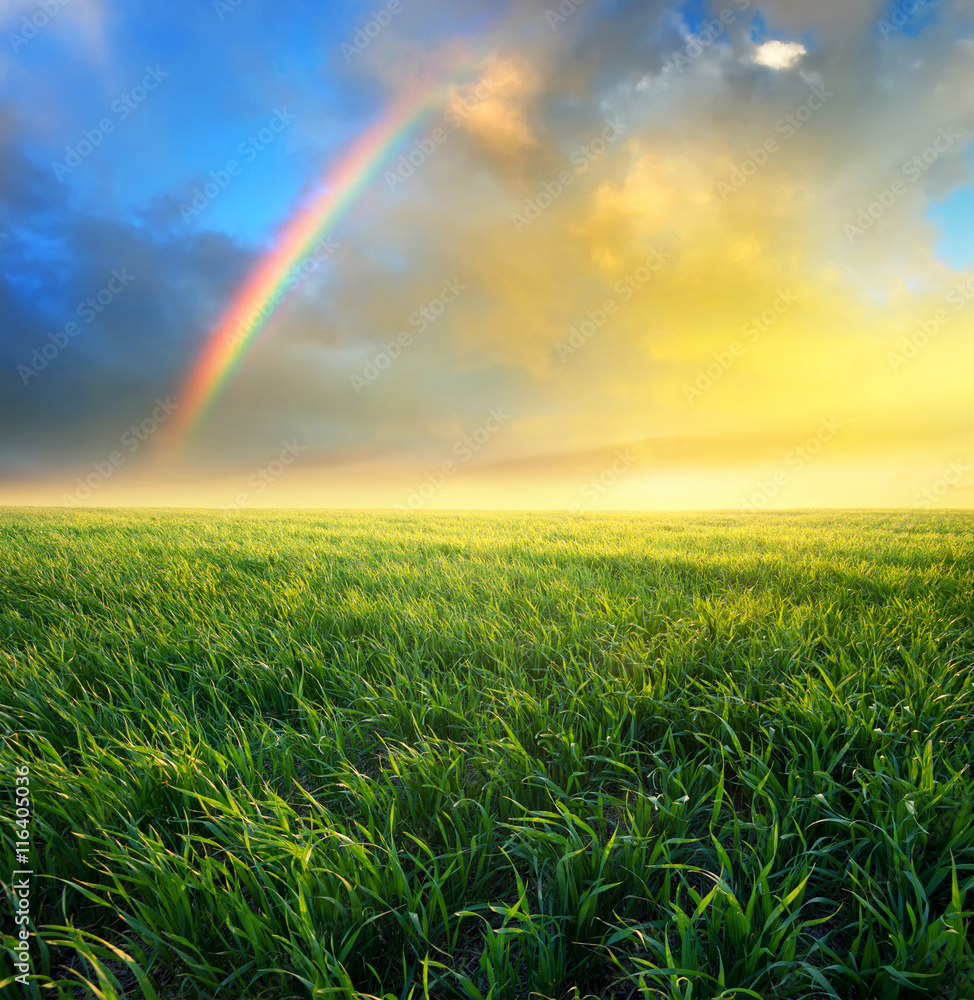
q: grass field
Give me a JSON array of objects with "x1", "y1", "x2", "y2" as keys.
[{"x1": 1, "y1": 508, "x2": 973, "y2": 999}]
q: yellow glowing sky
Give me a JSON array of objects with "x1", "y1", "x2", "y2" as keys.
[{"x1": 5, "y1": 1, "x2": 974, "y2": 511}]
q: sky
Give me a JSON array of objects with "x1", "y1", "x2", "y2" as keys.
[{"x1": 1, "y1": 0, "x2": 974, "y2": 511}]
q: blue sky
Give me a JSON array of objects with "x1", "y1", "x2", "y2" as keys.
[
  {"x1": 8, "y1": 3, "x2": 377, "y2": 242},
  {"x1": 6, "y1": 0, "x2": 971, "y2": 258},
  {"x1": 930, "y1": 171, "x2": 974, "y2": 271}
]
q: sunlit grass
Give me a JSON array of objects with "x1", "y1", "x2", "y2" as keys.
[{"x1": 1, "y1": 508, "x2": 972, "y2": 998}]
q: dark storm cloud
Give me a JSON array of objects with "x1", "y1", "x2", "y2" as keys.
[{"x1": 0, "y1": 107, "x2": 255, "y2": 474}]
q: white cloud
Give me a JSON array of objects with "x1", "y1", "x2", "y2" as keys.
[{"x1": 752, "y1": 40, "x2": 808, "y2": 70}]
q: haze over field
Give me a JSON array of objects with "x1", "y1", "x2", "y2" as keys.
[{"x1": 2, "y1": 0, "x2": 974, "y2": 509}]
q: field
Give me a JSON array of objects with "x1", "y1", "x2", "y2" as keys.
[{"x1": 1, "y1": 508, "x2": 973, "y2": 999}]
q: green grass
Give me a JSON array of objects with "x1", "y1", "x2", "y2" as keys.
[{"x1": 1, "y1": 508, "x2": 973, "y2": 999}]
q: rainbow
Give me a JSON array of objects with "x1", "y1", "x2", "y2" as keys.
[{"x1": 162, "y1": 79, "x2": 452, "y2": 455}]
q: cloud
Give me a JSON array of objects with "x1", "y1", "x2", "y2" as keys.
[
  {"x1": 0, "y1": 104, "x2": 258, "y2": 475},
  {"x1": 755, "y1": 0, "x2": 886, "y2": 36},
  {"x1": 446, "y1": 54, "x2": 542, "y2": 172},
  {"x1": 4, "y1": 0, "x2": 974, "y2": 509},
  {"x1": 752, "y1": 40, "x2": 807, "y2": 70}
]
